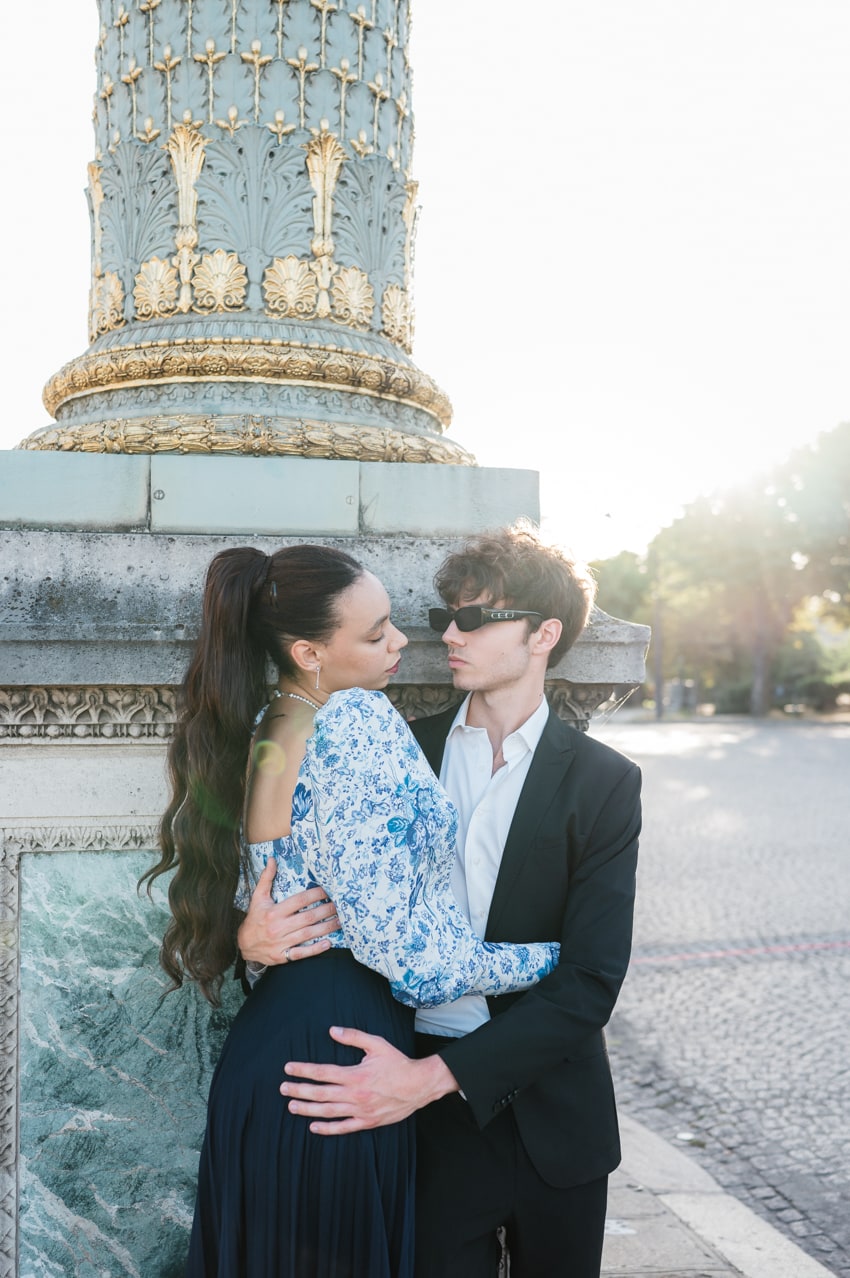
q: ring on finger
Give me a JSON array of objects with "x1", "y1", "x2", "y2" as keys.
[{"x1": 284, "y1": 948, "x2": 291, "y2": 962}]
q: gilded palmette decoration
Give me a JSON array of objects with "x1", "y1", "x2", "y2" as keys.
[
  {"x1": 134, "y1": 257, "x2": 179, "y2": 317},
  {"x1": 263, "y1": 256, "x2": 318, "y2": 315},
  {"x1": 90, "y1": 274, "x2": 126, "y2": 337},
  {"x1": 332, "y1": 266, "x2": 374, "y2": 328},
  {"x1": 192, "y1": 250, "x2": 248, "y2": 312},
  {"x1": 164, "y1": 122, "x2": 207, "y2": 312},
  {"x1": 380, "y1": 283, "x2": 410, "y2": 351}
]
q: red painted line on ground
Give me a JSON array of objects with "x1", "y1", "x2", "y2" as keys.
[{"x1": 631, "y1": 939, "x2": 850, "y2": 965}]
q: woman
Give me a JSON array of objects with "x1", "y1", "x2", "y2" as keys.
[{"x1": 141, "y1": 545, "x2": 558, "y2": 1278}]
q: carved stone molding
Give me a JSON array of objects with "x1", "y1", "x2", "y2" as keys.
[
  {"x1": 386, "y1": 685, "x2": 462, "y2": 722},
  {"x1": 0, "y1": 687, "x2": 177, "y2": 742},
  {"x1": 0, "y1": 824, "x2": 159, "y2": 855},
  {"x1": 0, "y1": 684, "x2": 625, "y2": 742},
  {"x1": 547, "y1": 682, "x2": 618, "y2": 730},
  {"x1": 19, "y1": 415, "x2": 474, "y2": 464},
  {"x1": 388, "y1": 682, "x2": 621, "y2": 730}
]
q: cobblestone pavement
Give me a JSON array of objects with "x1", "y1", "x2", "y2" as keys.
[{"x1": 591, "y1": 716, "x2": 850, "y2": 1277}]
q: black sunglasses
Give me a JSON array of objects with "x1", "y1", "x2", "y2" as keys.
[{"x1": 428, "y1": 606, "x2": 544, "y2": 633}]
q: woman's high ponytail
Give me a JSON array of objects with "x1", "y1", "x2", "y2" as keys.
[{"x1": 141, "y1": 543, "x2": 362, "y2": 1004}]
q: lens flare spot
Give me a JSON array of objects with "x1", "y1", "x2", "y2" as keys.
[{"x1": 253, "y1": 738, "x2": 287, "y2": 776}]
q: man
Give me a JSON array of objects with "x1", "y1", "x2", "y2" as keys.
[{"x1": 239, "y1": 524, "x2": 641, "y2": 1277}]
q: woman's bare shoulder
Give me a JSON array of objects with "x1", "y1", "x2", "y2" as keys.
[{"x1": 245, "y1": 703, "x2": 314, "y2": 843}]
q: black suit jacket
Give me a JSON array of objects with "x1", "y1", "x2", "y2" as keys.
[{"x1": 410, "y1": 704, "x2": 641, "y2": 1188}]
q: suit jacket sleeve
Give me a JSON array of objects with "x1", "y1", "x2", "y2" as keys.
[{"x1": 438, "y1": 743, "x2": 641, "y2": 1130}]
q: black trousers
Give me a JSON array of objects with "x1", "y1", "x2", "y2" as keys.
[{"x1": 413, "y1": 1034, "x2": 608, "y2": 1278}]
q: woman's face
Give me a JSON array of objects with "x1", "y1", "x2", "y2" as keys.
[{"x1": 316, "y1": 571, "x2": 408, "y2": 693}]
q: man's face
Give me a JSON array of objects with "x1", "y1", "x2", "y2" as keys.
[{"x1": 436, "y1": 595, "x2": 539, "y2": 694}]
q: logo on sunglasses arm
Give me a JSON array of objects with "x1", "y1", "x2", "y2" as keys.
[{"x1": 428, "y1": 606, "x2": 544, "y2": 633}]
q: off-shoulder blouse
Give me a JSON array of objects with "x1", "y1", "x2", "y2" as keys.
[{"x1": 235, "y1": 687, "x2": 559, "y2": 1009}]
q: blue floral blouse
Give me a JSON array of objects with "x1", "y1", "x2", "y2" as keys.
[{"x1": 236, "y1": 687, "x2": 559, "y2": 1009}]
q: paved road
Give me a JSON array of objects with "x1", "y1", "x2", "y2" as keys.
[{"x1": 590, "y1": 715, "x2": 850, "y2": 1276}]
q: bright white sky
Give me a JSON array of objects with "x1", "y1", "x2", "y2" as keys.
[{"x1": 4, "y1": 3, "x2": 850, "y2": 561}]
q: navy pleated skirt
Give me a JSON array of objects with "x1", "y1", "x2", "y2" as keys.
[{"x1": 185, "y1": 948, "x2": 416, "y2": 1278}]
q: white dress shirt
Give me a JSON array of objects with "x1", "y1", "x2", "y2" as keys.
[{"x1": 415, "y1": 693, "x2": 550, "y2": 1037}]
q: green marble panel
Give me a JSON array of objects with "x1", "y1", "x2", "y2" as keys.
[{"x1": 19, "y1": 851, "x2": 242, "y2": 1277}]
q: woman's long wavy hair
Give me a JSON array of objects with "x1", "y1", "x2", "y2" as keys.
[{"x1": 139, "y1": 544, "x2": 363, "y2": 1004}]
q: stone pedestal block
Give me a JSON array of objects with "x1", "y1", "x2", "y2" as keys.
[{"x1": 0, "y1": 450, "x2": 649, "y2": 1276}]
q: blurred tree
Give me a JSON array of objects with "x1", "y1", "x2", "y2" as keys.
[
  {"x1": 592, "y1": 421, "x2": 850, "y2": 715},
  {"x1": 589, "y1": 550, "x2": 651, "y2": 624}
]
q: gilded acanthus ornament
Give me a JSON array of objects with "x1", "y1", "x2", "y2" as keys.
[
  {"x1": 20, "y1": 414, "x2": 475, "y2": 464},
  {"x1": 87, "y1": 162, "x2": 117, "y2": 341},
  {"x1": 134, "y1": 257, "x2": 179, "y2": 318},
  {"x1": 41, "y1": 339, "x2": 454, "y2": 430},
  {"x1": 304, "y1": 126, "x2": 347, "y2": 258},
  {"x1": 165, "y1": 121, "x2": 207, "y2": 312},
  {"x1": 332, "y1": 266, "x2": 375, "y2": 328},
  {"x1": 263, "y1": 256, "x2": 318, "y2": 316},
  {"x1": 302, "y1": 125, "x2": 347, "y2": 317},
  {"x1": 88, "y1": 163, "x2": 105, "y2": 276},
  {"x1": 192, "y1": 249, "x2": 248, "y2": 312}
]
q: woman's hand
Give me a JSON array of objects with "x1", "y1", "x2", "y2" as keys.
[{"x1": 237, "y1": 856, "x2": 340, "y2": 966}]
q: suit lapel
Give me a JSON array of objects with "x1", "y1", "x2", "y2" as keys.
[{"x1": 486, "y1": 711, "x2": 577, "y2": 938}]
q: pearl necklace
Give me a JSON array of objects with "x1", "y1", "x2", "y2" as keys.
[{"x1": 272, "y1": 689, "x2": 322, "y2": 711}]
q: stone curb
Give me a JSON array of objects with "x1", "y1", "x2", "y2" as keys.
[{"x1": 610, "y1": 1113, "x2": 836, "y2": 1277}]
